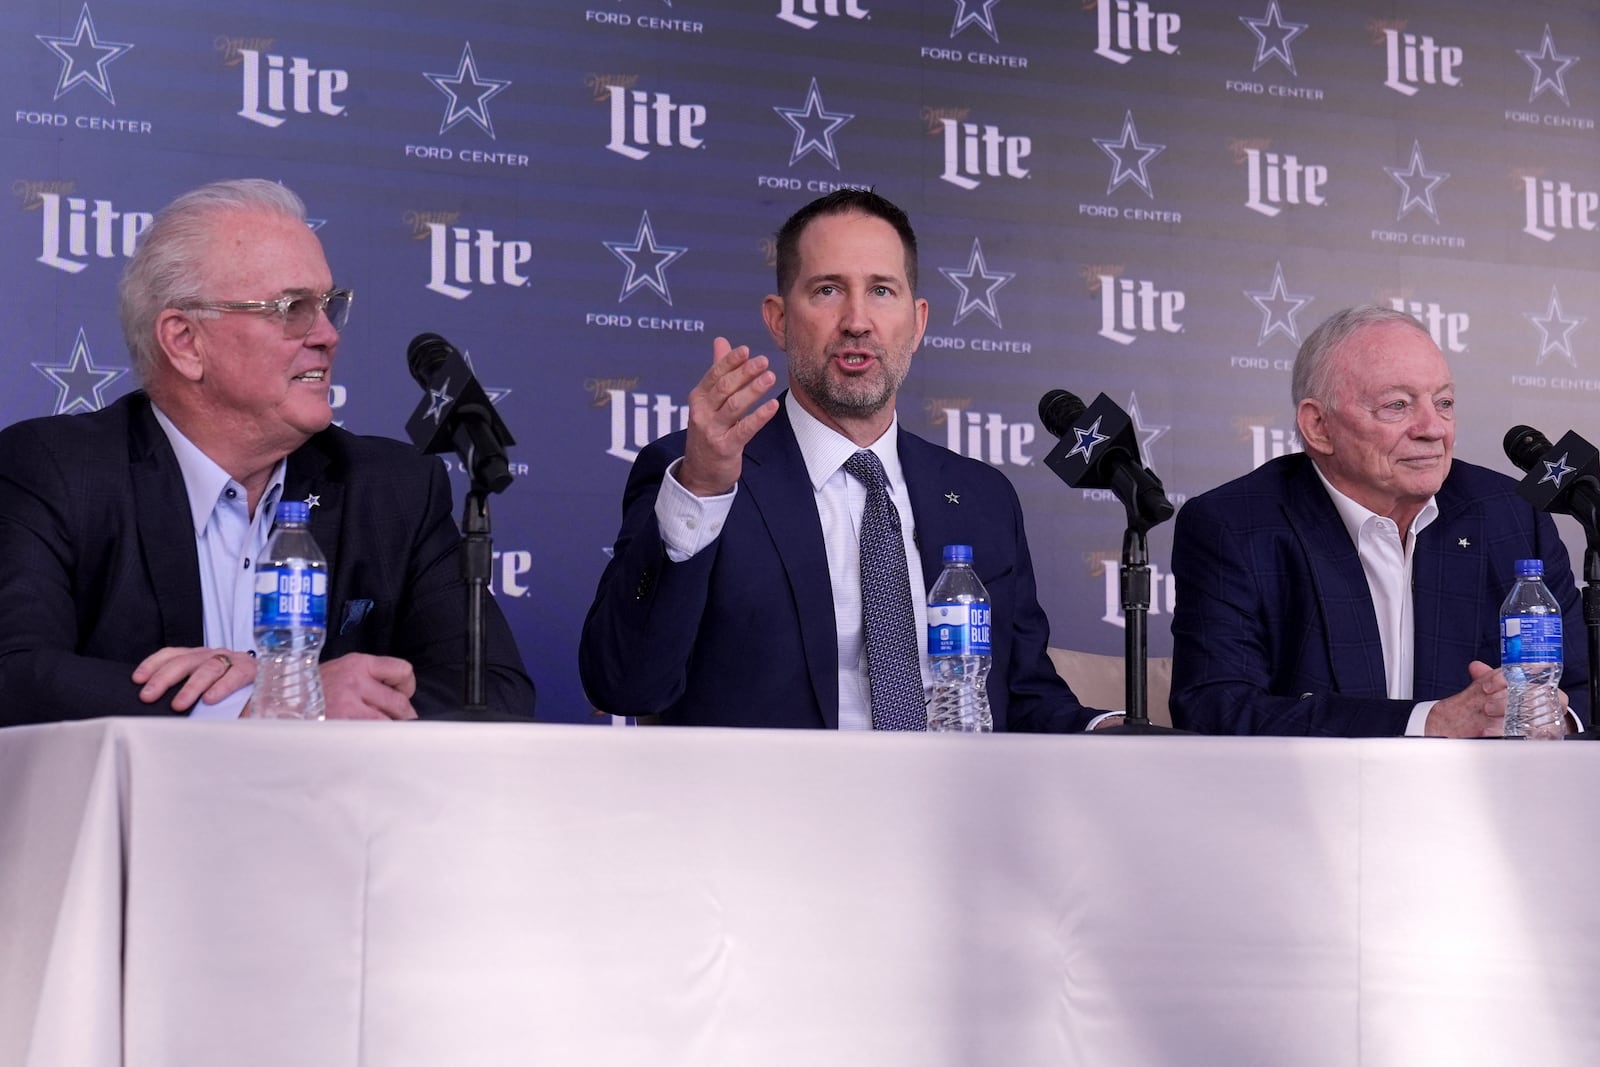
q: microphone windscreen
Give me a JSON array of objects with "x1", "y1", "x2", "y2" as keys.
[
  {"x1": 1503, "y1": 425, "x2": 1552, "y2": 472},
  {"x1": 406, "y1": 332, "x2": 453, "y2": 385},
  {"x1": 1038, "y1": 389, "x2": 1087, "y2": 438}
]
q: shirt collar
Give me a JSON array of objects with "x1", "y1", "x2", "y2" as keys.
[
  {"x1": 150, "y1": 404, "x2": 286, "y2": 536},
  {"x1": 785, "y1": 391, "x2": 903, "y2": 492},
  {"x1": 1311, "y1": 462, "x2": 1439, "y2": 543}
]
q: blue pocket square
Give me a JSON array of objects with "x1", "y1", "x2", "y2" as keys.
[{"x1": 339, "y1": 598, "x2": 374, "y2": 635}]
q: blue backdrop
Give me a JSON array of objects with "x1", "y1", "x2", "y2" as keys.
[{"x1": 5, "y1": 0, "x2": 1599, "y2": 720}]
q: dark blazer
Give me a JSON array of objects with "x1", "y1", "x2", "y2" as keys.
[
  {"x1": 579, "y1": 399, "x2": 1095, "y2": 731},
  {"x1": 1169, "y1": 453, "x2": 1588, "y2": 736},
  {"x1": 0, "y1": 391, "x2": 534, "y2": 725}
]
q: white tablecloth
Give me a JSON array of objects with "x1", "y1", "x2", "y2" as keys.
[{"x1": 3, "y1": 719, "x2": 1600, "y2": 1066}]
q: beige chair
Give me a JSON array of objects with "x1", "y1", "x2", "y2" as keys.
[{"x1": 1047, "y1": 648, "x2": 1173, "y2": 728}]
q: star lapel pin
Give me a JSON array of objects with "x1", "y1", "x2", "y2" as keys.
[
  {"x1": 945, "y1": 491, "x2": 960, "y2": 504},
  {"x1": 1458, "y1": 537, "x2": 1470, "y2": 548},
  {"x1": 305, "y1": 494, "x2": 321, "y2": 509}
]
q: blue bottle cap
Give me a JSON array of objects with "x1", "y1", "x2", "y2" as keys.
[
  {"x1": 1515, "y1": 558, "x2": 1543, "y2": 578},
  {"x1": 942, "y1": 544, "x2": 973, "y2": 564},
  {"x1": 276, "y1": 500, "x2": 310, "y2": 525}
]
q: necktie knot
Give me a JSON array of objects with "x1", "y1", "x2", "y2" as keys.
[{"x1": 844, "y1": 449, "x2": 888, "y2": 493}]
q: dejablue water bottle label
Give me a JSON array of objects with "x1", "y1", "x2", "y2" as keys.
[
  {"x1": 254, "y1": 566, "x2": 328, "y2": 628},
  {"x1": 1501, "y1": 614, "x2": 1562, "y2": 663},
  {"x1": 927, "y1": 603, "x2": 991, "y2": 656}
]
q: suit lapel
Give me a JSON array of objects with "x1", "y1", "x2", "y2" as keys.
[
  {"x1": 1412, "y1": 474, "x2": 1486, "y2": 698},
  {"x1": 899, "y1": 431, "x2": 953, "y2": 596},
  {"x1": 283, "y1": 438, "x2": 343, "y2": 585},
  {"x1": 128, "y1": 396, "x2": 205, "y2": 648},
  {"x1": 740, "y1": 405, "x2": 840, "y2": 726},
  {"x1": 1284, "y1": 461, "x2": 1389, "y2": 697}
]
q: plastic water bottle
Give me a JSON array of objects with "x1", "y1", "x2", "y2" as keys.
[
  {"x1": 926, "y1": 544, "x2": 992, "y2": 732},
  {"x1": 1500, "y1": 558, "x2": 1564, "y2": 740},
  {"x1": 252, "y1": 500, "x2": 327, "y2": 720}
]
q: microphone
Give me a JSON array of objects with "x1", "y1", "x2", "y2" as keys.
[
  {"x1": 1039, "y1": 389, "x2": 1174, "y2": 526},
  {"x1": 405, "y1": 333, "x2": 517, "y2": 494},
  {"x1": 1504, "y1": 424, "x2": 1600, "y2": 533}
]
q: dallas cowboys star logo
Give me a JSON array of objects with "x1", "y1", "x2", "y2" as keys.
[
  {"x1": 1541, "y1": 453, "x2": 1576, "y2": 488},
  {"x1": 1244, "y1": 262, "x2": 1314, "y2": 345},
  {"x1": 1126, "y1": 393, "x2": 1169, "y2": 456},
  {"x1": 1519, "y1": 24, "x2": 1578, "y2": 106},
  {"x1": 1384, "y1": 139, "x2": 1449, "y2": 223},
  {"x1": 462, "y1": 348, "x2": 511, "y2": 406},
  {"x1": 604, "y1": 211, "x2": 687, "y2": 305},
  {"x1": 1525, "y1": 287, "x2": 1585, "y2": 368},
  {"x1": 36, "y1": 4, "x2": 134, "y2": 105},
  {"x1": 32, "y1": 328, "x2": 127, "y2": 415},
  {"x1": 1094, "y1": 111, "x2": 1165, "y2": 198},
  {"x1": 773, "y1": 78, "x2": 853, "y2": 169},
  {"x1": 1066, "y1": 416, "x2": 1110, "y2": 462},
  {"x1": 304, "y1": 494, "x2": 321, "y2": 509},
  {"x1": 950, "y1": 0, "x2": 1002, "y2": 43},
  {"x1": 938, "y1": 238, "x2": 1014, "y2": 328},
  {"x1": 425, "y1": 378, "x2": 454, "y2": 423},
  {"x1": 1239, "y1": 1, "x2": 1307, "y2": 75},
  {"x1": 424, "y1": 43, "x2": 510, "y2": 138}
]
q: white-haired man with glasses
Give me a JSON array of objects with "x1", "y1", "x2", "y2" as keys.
[{"x1": 0, "y1": 178, "x2": 534, "y2": 724}]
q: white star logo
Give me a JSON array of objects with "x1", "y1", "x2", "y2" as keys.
[
  {"x1": 425, "y1": 378, "x2": 454, "y2": 423},
  {"x1": 304, "y1": 494, "x2": 321, "y2": 509},
  {"x1": 424, "y1": 43, "x2": 511, "y2": 138},
  {"x1": 32, "y1": 328, "x2": 127, "y2": 415},
  {"x1": 1540, "y1": 452, "x2": 1576, "y2": 489},
  {"x1": 1094, "y1": 110, "x2": 1165, "y2": 198},
  {"x1": 1126, "y1": 393, "x2": 1169, "y2": 458},
  {"x1": 1384, "y1": 139, "x2": 1449, "y2": 223},
  {"x1": 604, "y1": 211, "x2": 687, "y2": 305},
  {"x1": 1066, "y1": 416, "x2": 1110, "y2": 463},
  {"x1": 1244, "y1": 262, "x2": 1314, "y2": 345},
  {"x1": 1458, "y1": 537, "x2": 1470, "y2": 548},
  {"x1": 462, "y1": 348, "x2": 511, "y2": 407},
  {"x1": 773, "y1": 78, "x2": 854, "y2": 169},
  {"x1": 1519, "y1": 24, "x2": 1578, "y2": 106},
  {"x1": 1525, "y1": 287, "x2": 1585, "y2": 368},
  {"x1": 1239, "y1": 1, "x2": 1307, "y2": 75},
  {"x1": 945, "y1": 491, "x2": 961, "y2": 504},
  {"x1": 36, "y1": 4, "x2": 134, "y2": 105},
  {"x1": 950, "y1": 0, "x2": 1002, "y2": 43},
  {"x1": 938, "y1": 238, "x2": 1014, "y2": 328}
]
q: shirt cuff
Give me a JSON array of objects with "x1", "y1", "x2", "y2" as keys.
[
  {"x1": 655, "y1": 458, "x2": 736, "y2": 564},
  {"x1": 1086, "y1": 710, "x2": 1123, "y2": 732},
  {"x1": 1406, "y1": 700, "x2": 1435, "y2": 737}
]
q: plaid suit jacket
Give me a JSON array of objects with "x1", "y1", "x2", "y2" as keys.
[
  {"x1": 1170, "y1": 453, "x2": 1587, "y2": 736},
  {"x1": 0, "y1": 391, "x2": 533, "y2": 724}
]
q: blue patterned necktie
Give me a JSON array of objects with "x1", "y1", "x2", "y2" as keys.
[{"x1": 843, "y1": 449, "x2": 927, "y2": 731}]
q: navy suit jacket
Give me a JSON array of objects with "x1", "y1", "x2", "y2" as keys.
[
  {"x1": 579, "y1": 400, "x2": 1095, "y2": 731},
  {"x1": 0, "y1": 391, "x2": 534, "y2": 725},
  {"x1": 1169, "y1": 453, "x2": 1588, "y2": 736}
]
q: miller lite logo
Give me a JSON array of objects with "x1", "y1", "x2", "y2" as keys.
[
  {"x1": 1244, "y1": 147, "x2": 1328, "y2": 218},
  {"x1": 1094, "y1": 0, "x2": 1181, "y2": 65},
  {"x1": 1522, "y1": 175, "x2": 1600, "y2": 242},
  {"x1": 604, "y1": 83, "x2": 707, "y2": 161},
  {"x1": 421, "y1": 218, "x2": 533, "y2": 299},
  {"x1": 604, "y1": 388, "x2": 690, "y2": 462},
  {"x1": 1095, "y1": 273, "x2": 1185, "y2": 344},
  {"x1": 236, "y1": 48, "x2": 349, "y2": 128},
  {"x1": 30, "y1": 189, "x2": 152, "y2": 274},
  {"x1": 1387, "y1": 298, "x2": 1469, "y2": 353},
  {"x1": 778, "y1": 0, "x2": 868, "y2": 30},
  {"x1": 941, "y1": 406, "x2": 1036, "y2": 467},
  {"x1": 938, "y1": 117, "x2": 1031, "y2": 190},
  {"x1": 1378, "y1": 22, "x2": 1463, "y2": 97}
]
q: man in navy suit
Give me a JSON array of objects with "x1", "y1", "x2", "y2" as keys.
[
  {"x1": 580, "y1": 190, "x2": 1103, "y2": 731},
  {"x1": 0, "y1": 179, "x2": 533, "y2": 725},
  {"x1": 1170, "y1": 305, "x2": 1586, "y2": 737}
]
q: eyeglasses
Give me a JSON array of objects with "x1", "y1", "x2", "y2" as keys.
[{"x1": 180, "y1": 287, "x2": 354, "y2": 338}]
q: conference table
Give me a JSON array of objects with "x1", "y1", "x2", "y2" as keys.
[{"x1": 4, "y1": 718, "x2": 1600, "y2": 1066}]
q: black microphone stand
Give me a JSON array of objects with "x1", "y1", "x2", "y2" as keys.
[
  {"x1": 1099, "y1": 468, "x2": 1184, "y2": 735},
  {"x1": 462, "y1": 484, "x2": 494, "y2": 717},
  {"x1": 1570, "y1": 492, "x2": 1600, "y2": 738}
]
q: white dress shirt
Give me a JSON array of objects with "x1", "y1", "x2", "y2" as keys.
[
  {"x1": 654, "y1": 394, "x2": 930, "y2": 729},
  {"x1": 1314, "y1": 467, "x2": 1439, "y2": 736},
  {"x1": 152, "y1": 406, "x2": 285, "y2": 720}
]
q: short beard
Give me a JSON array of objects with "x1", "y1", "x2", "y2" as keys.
[{"x1": 788, "y1": 348, "x2": 906, "y2": 422}]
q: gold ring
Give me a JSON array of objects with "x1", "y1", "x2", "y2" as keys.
[{"x1": 213, "y1": 653, "x2": 233, "y2": 674}]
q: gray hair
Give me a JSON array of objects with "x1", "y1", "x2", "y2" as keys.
[
  {"x1": 1291, "y1": 305, "x2": 1431, "y2": 410},
  {"x1": 118, "y1": 179, "x2": 308, "y2": 383}
]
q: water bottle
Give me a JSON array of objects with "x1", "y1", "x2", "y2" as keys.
[
  {"x1": 1500, "y1": 558, "x2": 1564, "y2": 740},
  {"x1": 926, "y1": 544, "x2": 993, "y2": 732},
  {"x1": 252, "y1": 500, "x2": 327, "y2": 720}
]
